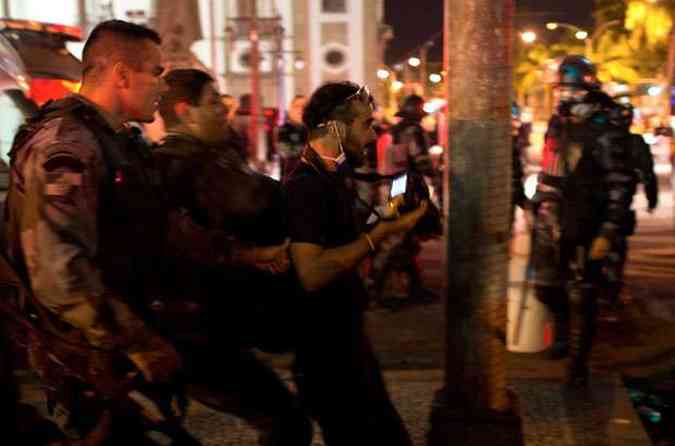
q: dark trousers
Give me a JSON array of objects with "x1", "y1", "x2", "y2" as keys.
[
  {"x1": 292, "y1": 306, "x2": 412, "y2": 446},
  {"x1": 165, "y1": 266, "x2": 313, "y2": 446},
  {"x1": 535, "y1": 237, "x2": 602, "y2": 376},
  {"x1": 184, "y1": 346, "x2": 313, "y2": 446}
]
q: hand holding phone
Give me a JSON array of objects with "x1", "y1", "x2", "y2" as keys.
[{"x1": 390, "y1": 173, "x2": 407, "y2": 199}]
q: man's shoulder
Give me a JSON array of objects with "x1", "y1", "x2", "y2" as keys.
[
  {"x1": 154, "y1": 134, "x2": 209, "y2": 159},
  {"x1": 23, "y1": 113, "x2": 100, "y2": 163},
  {"x1": 284, "y1": 164, "x2": 326, "y2": 193}
]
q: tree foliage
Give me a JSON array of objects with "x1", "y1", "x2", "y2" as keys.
[{"x1": 514, "y1": 0, "x2": 675, "y2": 99}]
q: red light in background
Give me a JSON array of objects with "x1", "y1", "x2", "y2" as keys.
[{"x1": 27, "y1": 79, "x2": 78, "y2": 106}]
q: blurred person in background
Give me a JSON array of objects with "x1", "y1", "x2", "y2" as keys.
[
  {"x1": 277, "y1": 95, "x2": 308, "y2": 179},
  {"x1": 222, "y1": 93, "x2": 249, "y2": 161},
  {"x1": 599, "y1": 103, "x2": 658, "y2": 317},
  {"x1": 370, "y1": 94, "x2": 439, "y2": 307}
]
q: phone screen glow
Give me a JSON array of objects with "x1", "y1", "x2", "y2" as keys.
[{"x1": 390, "y1": 174, "x2": 407, "y2": 198}]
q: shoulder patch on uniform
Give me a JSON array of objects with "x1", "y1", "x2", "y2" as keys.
[{"x1": 43, "y1": 154, "x2": 85, "y2": 172}]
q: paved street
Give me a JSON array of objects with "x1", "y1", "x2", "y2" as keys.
[{"x1": 18, "y1": 178, "x2": 675, "y2": 445}]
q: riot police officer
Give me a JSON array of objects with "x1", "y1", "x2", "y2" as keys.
[
  {"x1": 372, "y1": 95, "x2": 438, "y2": 306},
  {"x1": 532, "y1": 55, "x2": 634, "y2": 386},
  {"x1": 602, "y1": 104, "x2": 658, "y2": 310}
]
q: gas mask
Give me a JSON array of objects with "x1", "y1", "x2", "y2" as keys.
[{"x1": 558, "y1": 88, "x2": 596, "y2": 120}]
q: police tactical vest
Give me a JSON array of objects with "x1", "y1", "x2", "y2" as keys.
[{"x1": 6, "y1": 97, "x2": 167, "y2": 307}]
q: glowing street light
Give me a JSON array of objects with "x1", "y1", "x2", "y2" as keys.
[
  {"x1": 648, "y1": 85, "x2": 663, "y2": 96},
  {"x1": 391, "y1": 80, "x2": 404, "y2": 91},
  {"x1": 429, "y1": 73, "x2": 442, "y2": 83},
  {"x1": 520, "y1": 31, "x2": 537, "y2": 44},
  {"x1": 575, "y1": 30, "x2": 588, "y2": 40},
  {"x1": 377, "y1": 68, "x2": 390, "y2": 80},
  {"x1": 546, "y1": 22, "x2": 558, "y2": 30},
  {"x1": 408, "y1": 57, "x2": 421, "y2": 67}
]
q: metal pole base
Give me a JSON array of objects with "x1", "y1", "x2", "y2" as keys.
[{"x1": 427, "y1": 387, "x2": 524, "y2": 446}]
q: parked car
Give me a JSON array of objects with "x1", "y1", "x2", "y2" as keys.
[{"x1": 0, "y1": 19, "x2": 82, "y2": 188}]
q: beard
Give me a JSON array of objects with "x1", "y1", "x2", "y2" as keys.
[{"x1": 344, "y1": 145, "x2": 365, "y2": 168}]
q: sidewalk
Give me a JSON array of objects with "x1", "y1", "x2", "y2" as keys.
[{"x1": 19, "y1": 190, "x2": 675, "y2": 445}]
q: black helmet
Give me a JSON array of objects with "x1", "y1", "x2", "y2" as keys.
[
  {"x1": 557, "y1": 55, "x2": 599, "y2": 90},
  {"x1": 395, "y1": 94, "x2": 427, "y2": 119}
]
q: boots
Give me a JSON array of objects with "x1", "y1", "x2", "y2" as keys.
[
  {"x1": 566, "y1": 282, "x2": 597, "y2": 387},
  {"x1": 536, "y1": 286, "x2": 569, "y2": 359}
]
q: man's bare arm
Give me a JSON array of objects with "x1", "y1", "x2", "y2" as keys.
[{"x1": 291, "y1": 201, "x2": 428, "y2": 292}]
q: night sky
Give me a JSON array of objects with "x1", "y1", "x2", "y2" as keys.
[{"x1": 384, "y1": 0, "x2": 595, "y2": 65}]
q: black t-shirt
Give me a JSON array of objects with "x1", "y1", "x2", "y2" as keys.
[{"x1": 285, "y1": 161, "x2": 369, "y2": 311}]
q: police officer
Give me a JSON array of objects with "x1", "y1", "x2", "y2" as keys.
[
  {"x1": 3, "y1": 20, "x2": 183, "y2": 442},
  {"x1": 372, "y1": 95, "x2": 438, "y2": 305},
  {"x1": 532, "y1": 55, "x2": 634, "y2": 386},
  {"x1": 154, "y1": 69, "x2": 313, "y2": 446},
  {"x1": 602, "y1": 104, "x2": 658, "y2": 310}
]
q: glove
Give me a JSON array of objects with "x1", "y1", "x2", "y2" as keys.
[{"x1": 589, "y1": 236, "x2": 611, "y2": 260}]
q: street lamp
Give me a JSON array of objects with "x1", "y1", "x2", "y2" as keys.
[
  {"x1": 520, "y1": 30, "x2": 537, "y2": 44},
  {"x1": 408, "y1": 57, "x2": 421, "y2": 67},
  {"x1": 575, "y1": 30, "x2": 588, "y2": 40},
  {"x1": 546, "y1": 20, "x2": 622, "y2": 58},
  {"x1": 429, "y1": 73, "x2": 442, "y2": 84},
  {"x1": 377, "y1": 68, "x2": 390, "y2": 80}
]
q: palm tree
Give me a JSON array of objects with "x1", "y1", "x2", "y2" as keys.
[
  {"x1": 514, "y1": 43, "x2": 574, "y2": 104},
  {"x1": 625, "y1": 0, "x2": 673, "y2": 49},
  {"x1": 588, "y1": 31, "x2": 642, "y2": 84}
]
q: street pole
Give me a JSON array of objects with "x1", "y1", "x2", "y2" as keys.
[
  {"x1": 249, "y1": 0, "x2": 261, "y2": 165},
  {"x1": 78, "y1": 0, "x2": 87, "y2": 34},
  {"x1": 428, "y1": 0, "x2": 521, "y2": 444},
  {"x1": 210, "y1": 0, "x2": 217, "y2": 79},
  {"x1": 274, "y1": 22, "x2": 286, "y2": 126}
]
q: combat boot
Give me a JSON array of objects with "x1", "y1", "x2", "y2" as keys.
[{"x1": 565, "y1": 282, "x2": 597, "y2": 387}]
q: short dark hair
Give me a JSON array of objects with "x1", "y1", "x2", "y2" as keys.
[
  {"x1": 159, "y1": 69, "x2": 214, "y2": 127},
  {"x1": 303, "y1": 82, "x2": 367, "y2": 130},
  {"x1": 82, "y1": 20, "x2": 161, "y2": 82}
]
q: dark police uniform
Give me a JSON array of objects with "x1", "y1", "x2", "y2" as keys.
[
  {"x1": 3, "y1": 95, "x2": 181, "y2": 443},
  {"x1": 532, "y1": 91, "x2": 634, "y2": 383}
]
